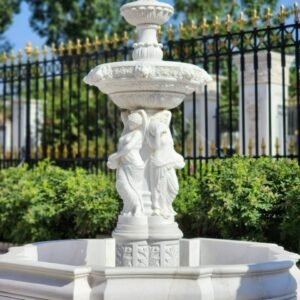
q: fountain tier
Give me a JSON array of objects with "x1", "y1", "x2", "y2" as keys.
[{"x1": 84, "y1": 61, "x2": 211, "y2": 110}]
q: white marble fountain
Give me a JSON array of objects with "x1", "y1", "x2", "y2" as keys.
[{"x1": 0, "y1": 1, "x2": 299, "y2": 299}]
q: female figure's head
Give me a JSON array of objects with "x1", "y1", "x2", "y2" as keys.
[{"x1": 128, "y1": 112, "x2": 143, "y2": 130}]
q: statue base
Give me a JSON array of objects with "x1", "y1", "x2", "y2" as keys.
[{"x1": 113, "y1": 215, "x2": 182, "y2": 267}]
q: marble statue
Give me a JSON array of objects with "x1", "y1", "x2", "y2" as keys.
[
  {"x1": 107, "y1": 110, "x2": 147, "y2": 216},
  {"x1": 147, "y1": 111, "x2": 185, "y2": 218}
]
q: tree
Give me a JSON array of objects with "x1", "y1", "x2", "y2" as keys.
[
  {"x1": 174, "y1": 0, "x2": 279, "y2": 24},
  {"x1": 25, "y1": 0, "x2": 131, "y2": 45},
  {"x1": 0, "y1": 0, "x2": 21, "y2": 51}
]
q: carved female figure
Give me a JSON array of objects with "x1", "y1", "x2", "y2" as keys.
[
  {"x1": 107, "y1": 110, "x2": 147, "y2": 216},
  {"x1": 147, "y1": 111, "x2": 185, "y2": 218}
]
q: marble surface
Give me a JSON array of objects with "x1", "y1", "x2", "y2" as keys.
[{"x1": 0, "y1": 238, "x2": 299, "y2": 300}]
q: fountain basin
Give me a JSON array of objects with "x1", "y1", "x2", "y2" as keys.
[
  {"x1": 84, "y1": 61, "x2": 211, "y2": 110},
  {"x1": 0, "y1": 238, "x2": 298, "y2": 300}
]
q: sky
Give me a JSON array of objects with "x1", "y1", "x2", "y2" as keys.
[{"x1": 4, "y1": 0, "x2": 295, "y2": 53}]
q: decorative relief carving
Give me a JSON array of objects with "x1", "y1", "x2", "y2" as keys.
[
  {"x1": 86, "y1": 63, "x2": 211, "y2": 85},
  {"x1": 116, "y1": 241, "x2": 179, "y2": 267},
  {"x1": 137, "y1": 245, "x2": 149, "y2": 267},
  {"x1": 149, "y1": 245, "x2": 161, "y2": 267},
  {"x1": 164, "y1": 244, "x2": 179, "y2": 267},
  {"x1": 116, "y1": 244, "x2": 133, "y2": 267}
]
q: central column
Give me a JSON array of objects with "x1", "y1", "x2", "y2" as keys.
[{"x1": 110, "y1": 109, "x2": 184, "y2": 267}]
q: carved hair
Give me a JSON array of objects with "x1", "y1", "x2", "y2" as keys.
[{"x1": 128, "y1": 112, "x2": 143, "y2": 127}]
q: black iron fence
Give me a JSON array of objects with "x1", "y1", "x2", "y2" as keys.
[{"x1": 0, "y1": 8, "x2": 299, "y2": 175}]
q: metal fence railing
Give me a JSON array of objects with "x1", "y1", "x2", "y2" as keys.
[{"x1": 0, "y1": 8, "x2": 299, "y2": 175}]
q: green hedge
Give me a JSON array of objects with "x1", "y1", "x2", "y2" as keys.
[
  {"x1": 174, "y1": 157, "x2": 300, "y2": 254},
  {"x1": 0, "y1": 161, "x2": 120, "y2": 244},
  {"x1": 0, "y1": 157, "x2": 299, "y2": 254}
]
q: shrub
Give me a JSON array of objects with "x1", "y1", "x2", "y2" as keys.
[
  {"x1": 0, "y1": 160, "x2": 120, "y2": 244},
  {"x1": 174, "y1": 157, "x2": 300, "y2": 253},
  {"x1": 0, "y1": 157, "x2": 299, "y2": 254}
]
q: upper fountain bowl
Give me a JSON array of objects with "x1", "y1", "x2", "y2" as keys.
[
  {"x1": 120, "y1": 0, "x2": 174, "y2": 26},
  {"x1": 84, "y1": 60, "x2": 211, "y2": 110}
]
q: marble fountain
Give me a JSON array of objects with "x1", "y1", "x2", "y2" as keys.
[{"x1": 0, "y1": 0, "x2": 299, "y2": 299}]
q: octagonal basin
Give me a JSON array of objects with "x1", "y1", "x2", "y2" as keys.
[{"x1": 0, "y1": 238, "x2": 299, "y2": 300}]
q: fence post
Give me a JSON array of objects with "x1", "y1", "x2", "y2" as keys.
[{"x1": 25, "y1": 56, "x2": 31, "y2": 163}]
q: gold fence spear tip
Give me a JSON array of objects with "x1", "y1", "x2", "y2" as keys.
[
  {"x1": 225, "y1": 14, "x2": 232, "y2": 32},
  {"x1": 294, "y1": 2, "x2": 299, "y2": 22},
  {"x1": 2, "y1": 52, "x2": 8, "y2": 64},
  {"x1": 251, "y1": 9, "x2": 259, "y2": 28},
  {"x1": 122, "y1": 31, "x2": 129, "y2": 45},
  {"x1": 33, "y1": 46, "x2": 40, "y2": 61},
  {"x1": 264, "y1": 7, "x2": 273, "y2": 26},
  {"x1": 93, "y1": 36, "x2": 100, "y2": 51},
  {"x1": 84, "y1": 37, "x2": 91, "y2": 53},
  {"x1": 213, "y1": 16, "x2": 220, "y2": 34},
  {"x1": 67, "y1": 40, "x2": 73, "y2": 55},
  {"x1": 190, "y1": 20, "x2": 197, "y2": 38},
  {"x1": 42, "y1": 45, "x2": 48, "y2": 57},
  {"x1": 289, "y1": 138, "x2": 295, "y2": 155},
  {"x1": 113, "y1": 33, "x2": 119, "y2": 49},
  {"x1": 103, "y1": 34, "x2": 109, "y2": 50},
  {"x1": 63, "y1": 145, "x2": 68, "y2": 158},
  {"x1": 76, "y1": 39, "x2": 82, "y2": 55},
  {"x1": 46, "y1": 146, "x2": 51, "y2": 158},
  {"x1": 167, "y1": 24, "x2": 174, "y2": 41},
  {"x1": 237, "y1": 11, "x2": 245, "y2": 31},
  {"x1": 54, "y1": 145, "x2": 59, "y2": 158},
  {"x1": 25, "y1": 41, "x2": 32, "y2": 57},
  {"x1": 10, "y1": 50, "x2": 16, "y2": 64},
  {"x1": 51, "y1": 43, "x2": 56, "y2": 57},
  {"x1": 58, "y1": 42, "x2": 65, "y2": 56},
  {"x1": 179, "y1": 22, "x2": 185, "y2": 39},
  {"x1": 278, "y1": 5, "x2": 287, "y2": 24},
  {"x1": 201, "y1": 17, "x2": 209, "y2": 36}
]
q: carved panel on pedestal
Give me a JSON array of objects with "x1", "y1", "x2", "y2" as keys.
[
  {"x1": 149, "y1": 245, "x2": 161, "y2": 267},
  {"x1": 164, "y1": 244, "x2": 179, "y2": 267},
  {"x1": 116, "y1": 244, "x2": 133, "y2": 267}
]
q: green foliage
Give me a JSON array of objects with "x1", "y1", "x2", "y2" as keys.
[
  {"x1": 24, "y1": 0, "x2": 131, "y2": 45},
  {"x1": 174, "y1": 0, "x2": 279, "y2": 26},
  {"x1": 0, "y1": 0, "x2": 21, "y2": 51},
  {"x1": 0, "y1": 157, "x2": 299, "y2": 255},
  {"x1": 0, "y1": 160, "x2": 120, "y2": 243},
  {"x1": 174, "y1": 157, "x2": 300, "y2": 253}
]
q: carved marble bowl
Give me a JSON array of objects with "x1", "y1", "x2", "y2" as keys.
[
  {"x1": 84, "y1": 61, "x2": 212, "y2": 110},
  {"x1": 120, "y1": 0, "x2": 174, "y2": 26}
]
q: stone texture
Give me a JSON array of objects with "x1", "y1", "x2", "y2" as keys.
[{"x1": 0, "y1": 238, "x2": 299, "y2": 299}]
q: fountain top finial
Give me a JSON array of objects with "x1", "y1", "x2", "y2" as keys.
[{"x1": 120, "y1": 0, "x2": 174, "y2": 61}]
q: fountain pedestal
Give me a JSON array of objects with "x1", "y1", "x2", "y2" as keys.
[{"x1": 113, "y1": 215, "x2": 182, "y2": 267}]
